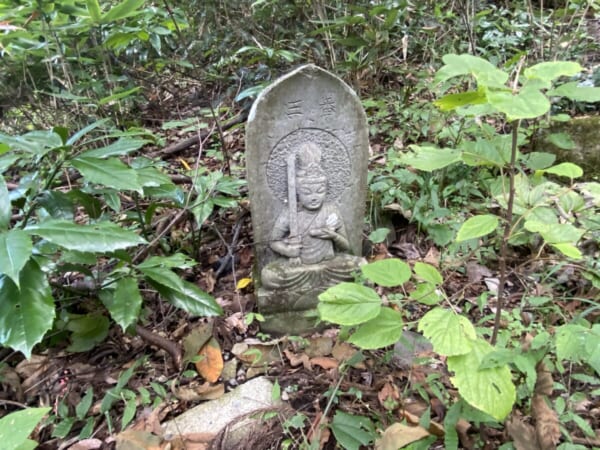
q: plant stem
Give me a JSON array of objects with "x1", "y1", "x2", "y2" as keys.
[{"x1": 491, "y1": 120, "x2": 519, "y2": 345}]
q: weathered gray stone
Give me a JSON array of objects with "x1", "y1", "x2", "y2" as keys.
[
  {"x1": 246, "y1": 64, "x2": 369, "y2": 335},
  {"x1": 162, "y1": 376, "x2": 280, "y2": 440}
]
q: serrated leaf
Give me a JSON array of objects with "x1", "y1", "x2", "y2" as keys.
[
  {"x1": 0, "y1": 175, "x2": 9, "y2": 230},
  {"x1": 318, "y1": 282, "x2": 381, "y2": 326},
  {"x1": 78, "y1": 138, "x2": 146, "y2": 158},
  {"x1": 149, "y1": 278, "x2": 222, "y2": 317},
  {"x1": 195, "y1": 337, "x2": 223, "y2": 383},
  {"x1": 0, "y1": 260, "x2": 55, "y2": 358},
  {"x1": 26, "y1": 220, "x2": 145, "y2": 252},
  {"x1": 361, "y1": 259, "x2": 410, "y2": 287},
  {"x1": 418, "y1": 308, "x2": 475, "y2": 356},
  {"x1": 544, "y1": 162, "x2": 583, "y2": 179},
  {"x1": 71, "y1": 156, "x2": 142, "y2": 193},
  {"x1": 0, "y1": 407, "x2": 50, "y2": 449},
  {"x1": 349, "y1": 307, "x2": 403, "y2": 350},
  {"x1": 448, "y1": 339, "x2": 516, "y2": 421},
  {"x1": 456, "y1": 214, "x2": 499, "y2": 242},
  {"x1": 140, "y1": 266, "x2": 184, "y2": 291},
  {"x1": 413, "y1": 262, "x2": 443, "y2": 285},
  {"x1": 0, "y1": 230, "x2": 33, "y2": 287},
  {"x1": 101, "y1": 277, "x2": 142, "y2": 331},
  {"x1": 330, "y1": 411, "x2": 375, "y2": 450},
  {"x1": 401, "y1": 145, "x2": 462, "y2": 171},
  {"x1": 524, "y1": 220, "x2": 583, "y2": 244}
]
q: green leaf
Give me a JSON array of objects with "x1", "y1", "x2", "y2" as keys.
[
  {"x1": 544, "y1": 162, "x2": 583, "y2": 179},
  {"x1": 349, "y1": 307, "x2": 403, "y2": 350},
  {"x1": 524, "y1": 61, "x2": 582, "y2": 82},
  {"x1": 318, "y1": 282, "x2": 381, "y2": 326},
  {"x1": 413, "y1": 262, "x2": 443, "y2": 285},
  {"x1": 330, "y1": 411, "x2": 375, "y2": 450},
  {"x1": 98, "y1": 87, "x2": 142, "y2": 106},
  {"x1": 140, "y1": 266, "x2": 184, "y2": 291},
  {"x1": 448, "y1": 339, "x2": 515, "y2": 421},
  {"x1": 547, "y1": 81, "x2": 600, "y2": 102},
  {"x1": 435, "y1": 54, "x2": 508, "y2": 87},
  {"x1": 524, "y1": 220, "x2": 583, "y2": 244},
  {"x1": 487, "y1": 85, "x2": 551, "y2": 120},
  {"x1": 0, "y1": 407, "x2": 50, "y2": 449},
  {"x1": 78, "y1": 138, "x2": 146, "y2": 158},
  {"x1": 66, "y1": 314, "x2": 109, "y2": 352},
  {"x1": 418, "y1": 308, "x2": 475, "y2": 356},
  {"x1": 101, "y1": 0, "x2": 145, "y2": 22},
  {"x1": 361, "y1": 259, "x2": 410, "y2": 287},
  {"x1": 0, "y1": 230, "x2": 32, "y2": 287},
  {"x1": 435, "y1": 90, "x2": 487, "y2": 111},
  {"x1": 546, "y1": 132, "x2": 576, "y2": 150},
  {"x1": 367, "y1": 227, "x2": 389, "y2": 243},
  {"x1": 409, "y1": 282, "x2": 442, "y2": 305},
  {"x1": 0, "y1": 260, "x2": 55, "y2": 358},
  {"x1": 523, "y1": 152, "x2": 556, "y2": 170},
  {"x1": 71, "y1": 156, "x2": 142, "y2": 193},
  {"x1": 149, "y1": 279, "x2": 222, "y2": 317},
  {"x1": 555, "y1": 324, "x2": 600, "y2": 375},
  {"x1": 137, "y1": 254, "x2": 196, "y2": 270},
  {"x1": 401, "y1": 145, "x2": 462, "y2": 171},
  {"x1": 191, "y1": 200, "x2": 214, "y2": 226},
  {"x1": 0, "y1": 175, "x2": 9, "y2": 230},
  {"x1": 86, "y1": 0, "x2": 102, "y2": 22},
  {"x1": 76, "y1": 387, "x2": 94, "y2": 420},
  {"x1": 551, "y1": 243, "x2": 582, "y2": 259},
  {"x1": 101, "y1": 277, "x2": 142, "y2": 331},
  {"x1": 456, "y1": 214, "x2": 499, "y2": 242},
  {"x1": 26, "y1": 220, "x2": 145, "y2": 252}
]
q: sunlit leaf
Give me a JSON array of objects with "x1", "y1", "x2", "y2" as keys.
[
  {"x1": 0, "y1": 176, "x2": 10, "y2": 230},
  {"x1": 401, "y1": 145, "x2": 462, "y2": 171},
  {"x1": 71, "y1": 156, "x2": 143, "y2": 193},
  {"x1": 418, "y1": 307, "x2": 475, "y2": 356},
  {"x1": 456, "y1": 214, "x2": 499, "y2": 242},
  {"x1": 318, "y1": 282, "x2": 381, "y2": 326},
  {"x1": 0, "y1": 230, "x2": 33, "y2": 287},
  {"x1": 349, "y1": 307, "x2": 403, "y2": 350},
  {"x1": 544, "y1": 162, "x2": 583, "y2": 179},
  {"x1": 0, "y1": 407, "x2": 50, "y2": 450},
  {"x1": 361, "y1": 259, "x2": 410, "y2": 287}
]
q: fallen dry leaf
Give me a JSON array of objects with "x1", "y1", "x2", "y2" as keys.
[
  {"x1": 195, "y1": 337, "x2": 224, "y2": 383},
  {"x1": 331, "y1": 342, "x2": 358, "y2": 364},
  {"x1": 304, "y1": 336, "x2": 334, "y2": 357},
  {"x1": 172, "y1": 380, "x2": 225, "y2": 402},
  {"x1": 423, "y1": 246, "x2": 440, "y2": 267},
  {"x1": 534, "y1": 362, "x2": 554, "y2": 397},
  {"x1": 284, "y1": 349, "x2": 311, "y2": 370},
  {"x1": 506, "y1": 417, "x2": 539, "y2": 450},
  {"x1": 402, "y1": 409, "x2": 444, "y2": 437},
  {"x1": 378, "y1": 382, "x2": 400, "y2": 410},
  {"x1": 115, "y1": 429, "x2": 162, "y2": 450},
  {"x1": 376, "y1": 422, "x2": 430, "y2": 450},
  {"x1": 183, "y1": 323, "x2": 213, "y2": 363},
  {"x1": 67, "y1": 439, "x2": 103, "y2": 450},
  {"x1": 310, "y1": 356, "x2": 338, "y2": 370}
]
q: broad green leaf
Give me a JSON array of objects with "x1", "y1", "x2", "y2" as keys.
[
  {"x1": 435, "y1": 54, "x2": 508, "y2": 87},
  {"x1": 551, "y1": 243, "x2": 582, "y2": 259},
  {"x1": 66, "y1": 314, "x2": 109, "y2": 352},
  {"x1": 487, "y1": 85, "x2": 550, "y2": 120},
  {"x1": 191, "y1": 200, "x2": 214, "y2": 226},
  {"x1": 523, "y1": 152, "x2": 556, "y2": 170},
  {"x1": 149, "y1": 279, "x2": 222, "y2": 317},
  {"x1": 448, "y1": 338, "x2": 516, "y2": 421},
  {"x1": 456, "y1": 214, "x2": 499, "y2": 242},
  {"x1": 0, "y1": 175, "x2": 9, "y2": 230},
  {"x1": 101, "y1": 277, "x2": 142, "y2": 331},
  {"x1": 524, "y1": 61, "x2": 582, "y2": 82},
  {"x1": 0, "y1": 260, "x2": 55, "y2": 358},
  {"x1": 413, "y1": 262, "x2": 443, "y2": 285},
  {"x1": 140, "y1": 266, "x2": 184, "y2": 291},
  {"x1": 318, "y1": 282, "x2": 381, "y2": 326},
  {"x1": 26, "y1": 220, "x2": 146, "y2": 252},
  {"x1": 547, "y1": 81, "x2": 600, "y2": 102},
  {"x1": 546, "y1": 132, "x2": 576, "y2": 150},
  {"x1": 66, "y1": 119, "x2": 110, "y2": 146},
  {"x1": 102, "y1": 0, "x2": 145, "y2": 22},
  {"x1": 0, "y1": 230, "x2": 33, "y2": 287},
  {"x1": 555, "y1": 324, "x2": 589, "y2": 363},
  {"x1": 401, "y1": 145, "x2": 462, "y2": 171},
  {"x1": 409, "y1": 282, "x2": 442, "y2": 305},
  {"x1": 361, "y1": 258, "x2": 410, "y2": 287},
  {"x1": 86, "y1": 0, "x2": 102, "y2": 22},
  {"x1": 418, "y1": 307, "x2": 475, "y2": 356},
  {"x1": 330, "y1": 411, "x2": 375, "y2": 450},
  {"x1": 136, "y1": 167, "x2": 173, "y2": 187},
  {"x1": 71, "y1": 157, "x2": 143, "y2": 193},
  {"x1": 524, "y1": 220, "x2": 583, "y2": 244},
  {"x1": 0, "y1": 407, "x2": 50, "y2": 449},
  {"x1": 544, "y1": 162, "x2": 583, "y2": 179},
  {"x1": 367, "y1": 227, "x2": 390, "y2": 243},
  {"x1": 136, "y1": 254, "x2": 196, "y2": 270},
  {"x1": 435, "y1": 90, "x2": 486, "y2": 111},
  {"x1": 0, "y1": 130, "x2": 63, "y2": 156},
  {"x1": 349, "y1": 307, "x2": 403, "y2": 349},
  {"x1": 78, "y1": 138, "x2": 146, "y2": 158},
  {"x1": 460, "y1": 139, "x2": 507, "y2": 167}
]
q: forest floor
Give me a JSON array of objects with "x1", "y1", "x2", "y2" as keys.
[{"x1": 1, "y1": 80, "x2": 599, "y2": 450}]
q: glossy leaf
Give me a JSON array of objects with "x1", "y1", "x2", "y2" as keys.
[
  {"x1": 318, "y1": 282, "x2": 381, "y2": 326},
  {"x1": 401, "y1": 145, "x2": 462, "y2": 171},
  {"x1": 26, "y1": 220, "x2": 145, "y2": 252},
  {"x1": 78, "y1": 138, "x2": 146, "y2": 158},
  {"x1": 71, "y1": 157, "x2": 142, "y2": 193},
  {"x1": 66, "y1": 314, "x2": 109, "y2": 352},
  {"x1": 456, "y1": 214, "x2": 499, "y2": 242},
  {"x1": 101, "y1": 277, "x2": 142, "y2": 331},
  {"x1": 418, "y1": 307, "x2": 475, "y2": 356},
  {"x1": 361, "y1": 258, "x2": 410, "y2": 287},
  {"x1": 448, "y1": 338, "x2": 516, "y2": 421},
  {"x1": 0, "y1": 407, "x2": 50, "y2": 450},
  {"x1": 0, "y1": 175, "x2": 9, "y2": 230},
  {"x1": 140, "y1": 266, "x2": 184, "y2": 291},
  {"x1": 349, "y1": 307, "x2": 403, "y2": 350},
  {"x1": 0, "y1": 260, "x2": 55, "y2": 358},
  {"x1": 149, "y1": 278, "x2": 222, "y2": 317},
  {"x1": 0, "y1": 230, "x2": 33, "y2": 287}
]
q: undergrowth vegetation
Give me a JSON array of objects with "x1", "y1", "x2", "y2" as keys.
[{"x1": 1, "y1": 0, "x2": 600, "y2": 448}]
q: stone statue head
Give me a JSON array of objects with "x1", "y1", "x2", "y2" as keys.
[{"x1": 295, "y1": 142, "x2": 327, "y2": 210}]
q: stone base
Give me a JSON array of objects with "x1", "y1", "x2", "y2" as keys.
[{"x1": 260, "y1": 309, "x2": 327, "y2": 335}]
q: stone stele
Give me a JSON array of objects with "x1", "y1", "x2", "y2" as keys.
[{"x1": 246, "y1": 64, "x2": 368, "y2": 334}]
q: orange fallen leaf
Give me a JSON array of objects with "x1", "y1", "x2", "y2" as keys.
[
  {"x1": 195, "y1": 337, "x2": 223, "y2": 383},
  {"x1": 310, "y1": 356, "x2": 339, "y2": 370}
]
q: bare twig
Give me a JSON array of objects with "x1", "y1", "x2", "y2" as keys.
[{"x1": 135, "y1": 324, "x2": 182, "y2": 370}]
